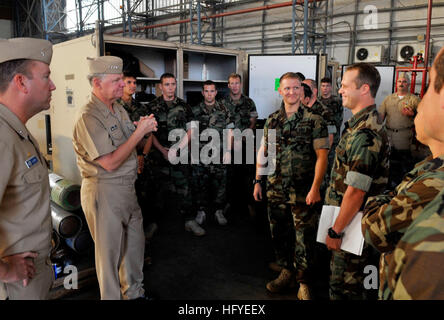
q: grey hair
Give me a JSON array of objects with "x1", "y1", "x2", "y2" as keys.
[
  {"x1": 87, "y1": 73, "x2": 107, "y2": 86},
  {"x1": 398, "y1": 72, "x2": 410, "y2": 82}
]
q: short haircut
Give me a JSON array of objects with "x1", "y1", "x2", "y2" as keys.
[
  {"x1": 87, "y1": 73, "x2": 107, "y2": 86},
  {"x1": 304, "y1": 78, "x2": 317, "y2": 90},
  {"x1": 202, "y1": 80, "x2": 216, "y2": 90},
  {"x1": 296, "y1": 72, "x2": 305, "y2": 81},
  {"x1": 301, "y1": 82, "x2": 313, "y2": 99},
  {"x1": 228, "y1": 73, "x2": 242, "y2": 82},
  {"x1": 279, "y1": 72, "x2": 302, "y2": 84},
  {"x1": 398, "y1": 72, "x2": 410, "y2": 82},
  {"x1": 160, "y1": 72, "x2": 176, "y2": 84},
  {"x1": 346, "y1": 63, "x2": 381, "y2": 98},
  {"x1": 321, "y1": 77, "x2": 332, "y2": 84},
  {"x1": 123, "y1": 72, "x2": 137, "y2": 80},
  {"x1": 0, "y1": 59, "x2": 34, "y2": 94},
  {"x1": 434, "y1": 50, "x2": 444, "y2": 93}
]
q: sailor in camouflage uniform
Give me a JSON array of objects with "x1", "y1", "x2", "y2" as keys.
[
  {"x1": 253, "y1": 72, "x2": 329, "y2": 299},
  {"x1": 303, "y1": 79, "x2": 336, "y2": 148},
  {"x1": 302, "y1": 79, "x2": 337, "y2": 197},
  {"x1": 362, "y1": 154, "x2": 444, "y2": 299},
  {"x1": 371, "y1": 46, "x2": 444, "y2": 300},
  {"x1": 191, "y1": 80, "x2": 235, "y2": 228},
  {"x1": 319, "y1": 77, "x2": 343, "y2": 173},
  {"x1": 146, "y1": 73, "x2": 204, "y2": 236},
  {"x1": 220, "y1": 73, "x2": 258, "y2": 219},
  {"x1": 324, "y1": 63, "x2": 390, "y2": 300},
  {"x1": 115, "y1": 73, "x2": 155, "y2": 236},
  {"x1": 389, "y1": 188, "x2": 444, "y2": 300}
]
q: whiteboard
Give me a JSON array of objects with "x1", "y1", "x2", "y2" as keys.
[
  {"x1": 248, "y1": 55, "x2": 318, "y2": 119},
  {"x1": 341, "y1": 65, "x2": 395, "y2": 125}
]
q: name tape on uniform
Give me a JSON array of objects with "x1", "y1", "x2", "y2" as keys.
[{"x1": 25, "y1": 155, "x2": 39, "y2": 168}]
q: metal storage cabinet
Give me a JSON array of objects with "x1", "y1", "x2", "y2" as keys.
[{"x1": 27, "y1": 34, "x2": 245, "y2": 184}]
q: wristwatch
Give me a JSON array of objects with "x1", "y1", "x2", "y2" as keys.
[
  {"x1": 253, "y1": 179, "x2": 262, "y2": 186},
  {"x1": 328, "y1": 227, "x2": 344, "y2": 239}
]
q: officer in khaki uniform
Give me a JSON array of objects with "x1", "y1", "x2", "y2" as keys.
[
  {"x1": 72, "y1": 56, "x2": 157, "y2": 300},
  {"x1": 379, "y1": 73, "x2": 421, "y2": 186},
  {"x1": 0, "y1": 38, "x2": 56, "y2": 299}
]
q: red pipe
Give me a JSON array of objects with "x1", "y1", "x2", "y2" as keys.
[
  {"x1": 421, "y1": 0, "x2": 432, "y2": 97},
  {"x1": 107, "y1": 0, "x2": 324, "y2": 35}
]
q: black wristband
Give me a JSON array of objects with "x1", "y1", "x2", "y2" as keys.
[
  {"x1": 328, "y1": 227, "x2": 343, "y2": 239},
  {"x1": 253, "y1": 179, "x2": 262, "y2": 186}
]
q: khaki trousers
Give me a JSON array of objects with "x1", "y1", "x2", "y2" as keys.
[
  {"x1": 81, "y1": 177, "x2": 145, "y2": 300},
  {"x1": 0, "y1": 250, "x2": 53, "y2": 300}
]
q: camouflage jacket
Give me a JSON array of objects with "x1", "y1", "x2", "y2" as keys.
[
  {"x1": 319, "y1": 95, "x2": 343, "y2": 146},
  {"x1": 115, "y1": 97, "x2": 150, "y2": 122},
  {"x1": 220, "y1": 94, "x2": 258, "y2": 132},
  {"x1": 147, "y1": 96, "x2": 194, "y2": 148},
  {"x1": 389, "y1": 188, "x2": 444, "y2": 299},
  {"x1": 192, "y1": 100, "x2": 235, "y2": 153},
  {"x1": 362, "y1": 155, "x2": 444, "y2": 299},
  {"x1": 325, "y1": 105, "x2": 390, "y2": 207},
  {"x1": 264, "y1": 102, "x2": 329, "y2": 204},
  {"x1": 307, "y1": 100, "x2": 337, "y2": 137}
]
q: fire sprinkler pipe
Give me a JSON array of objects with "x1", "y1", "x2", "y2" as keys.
[
  {"x1": 107, "y1": 0, "x2": 325, "y2": 36},
  {"x1": 421, "y1": 0, "x2": 432, "y2": 96}
]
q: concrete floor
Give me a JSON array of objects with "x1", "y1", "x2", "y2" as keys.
[{"x1": 63, "y1": 200, "x2": 331, "y2": 301}]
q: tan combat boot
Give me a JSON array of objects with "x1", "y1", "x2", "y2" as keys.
[
  {"x1": 266, "y1": 268, "x2": 295, "y2": 293},
  {"x1": 297, "y1": 283, "x2": 311, "y2": 300}
]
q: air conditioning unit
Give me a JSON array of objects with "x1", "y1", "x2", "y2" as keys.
[
  {"x1": 354, "y1": 45, "x2": 384, "y2": 63},
  {"x1": 397, "y1": 43, "x2": 426, "y2": 62}
]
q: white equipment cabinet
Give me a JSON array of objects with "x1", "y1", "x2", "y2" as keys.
[{"x1": 28, "y1": 33, "x2": 245, "y2": 184}]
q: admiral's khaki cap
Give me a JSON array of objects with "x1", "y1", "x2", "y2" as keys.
[
  {"x1": 0, "y1": 37, "x2": 52, "y2": 64},
  {"x1": 87, "y1": 56, "x2": 123, "y2": 75}
]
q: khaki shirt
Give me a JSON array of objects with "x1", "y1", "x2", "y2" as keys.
[
  {"x1": 72, "y1": 94, "x2": 137, "y2": 181},
  {"x1": 379, "y1": 93, "x2": 420, "y2": 131},
  {"x1": 0, "y1": 104, "x2": 52, "y2": 257}
]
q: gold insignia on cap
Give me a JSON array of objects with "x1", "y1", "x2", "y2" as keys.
[{"x1": 0, "y1": 38, "x2": 52, "y2": 64}]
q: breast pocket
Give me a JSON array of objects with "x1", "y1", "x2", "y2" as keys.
[
  {"x1": 287, "y1": 127, "x2": 311, "y2": 147},
  {"x1": 108, "y1": 124, "x2": 123, "y2": 144},
  {"x1": 23, "y1": 165, "x2": 44, "y2": 184}
]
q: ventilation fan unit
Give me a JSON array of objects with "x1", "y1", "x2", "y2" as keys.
[
  {"x1": 354, "y1": 45, "x2": 384, "y2": 63},
  {"x1": 397, "y1": 43, "x2": 426, "y2": 62}
]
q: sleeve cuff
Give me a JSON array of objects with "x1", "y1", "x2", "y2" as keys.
[
  {"x1": 327, "y1": 125, "x2": 337, "y2": 134},
  {"x1": 345, "y1": 171, "x2": 373, "y2": 192},
  {"x1": 313, "y1": 137, "x2": 330, "y2": 150},
  {"x1": 226, "y1": 122, "x2": 235, "y2": 129},
  {"x1": 250, "y1": 111, "x2": 258, "y2": 118}
]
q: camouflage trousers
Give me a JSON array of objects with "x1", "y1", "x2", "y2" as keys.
[
  {"x1": 192, "y1": 164, "x2": 227, "y2": 211},
  {"x1": 267, "y1": 201, "x2": 318, "y2": 284},
  {"x1": 144, "y1": 163, "x2": 194, "y2": 221},
  {"x1": 329, "y1": 244, "x2": 373, "y2": 300}
]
